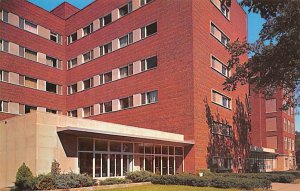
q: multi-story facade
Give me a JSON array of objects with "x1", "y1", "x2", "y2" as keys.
[
  {"x1": 249, "y1": 89, "x2": 296, "y2": 171},
  {"x1": 0, "y1": 0, "x2": 248, "y2": 188}
]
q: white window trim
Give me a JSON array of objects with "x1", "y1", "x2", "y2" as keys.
[
  {"x1": 210, "y1": 0, "x2": 230, "y2": 20},
  {"x1": 211, "y1": 89, "x2": 232, "y2": 109},
  {"x1": 210, "y1": 54, "x2": 231, "y2": 77},
  {"x1": 210, "y1": 21, "x2": 230, "y2": 46}
]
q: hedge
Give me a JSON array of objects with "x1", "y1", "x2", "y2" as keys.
[
  {"x1": 98, "y1": 178, "x2": 132, "y2": 185},
  {"x1": 217, "y1": 173, "x2": 296, "y2": 183},
  {"x1": 126, "y1": 171, "x2": 272, "y2": 190}
]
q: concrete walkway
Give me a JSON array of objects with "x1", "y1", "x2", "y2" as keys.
[{"x1": 272, "y1": 183, "x2": 300, "y2": 191}]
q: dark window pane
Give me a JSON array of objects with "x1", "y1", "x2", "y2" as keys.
[
  {"x1": 78, "y1": 138, "x2": 93, "y2": 151},
  {"x1": 79, "y1": 152, "x2": 93, "y2": 176}
]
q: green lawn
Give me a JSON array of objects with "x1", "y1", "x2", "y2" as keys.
[{"x1": 103, "y1": 185, "x2": 240, "y2": 191}]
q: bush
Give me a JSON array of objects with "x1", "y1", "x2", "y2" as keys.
[
  {"x1": 126, "y1": 171, "x2": 271, "y2": 190},
  {"x1": 54, "y1": 173, "x2": 96, "y2": 189},
  {"x1": 217, "y1": 173, "x2": 296, "y2": 183},
  {"x1": 99, "y1": 178, "x2": 131, "y2": 185},
  {"x1": 33, "y1": 174, "x2": 55, "y2": 190},
  {"x1": 15, "y1": 163, "x2": 34, "y2": 190},
  {"x1": 50, "y1": 160, "x2": 61, "y2": 176},
  {"x1": 126, "y1": 171, "x2": 156, "y2": 182}
]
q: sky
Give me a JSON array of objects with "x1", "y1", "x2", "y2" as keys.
[{"x1": 28, "y1": 0, "x2": 299, "y2": 131}]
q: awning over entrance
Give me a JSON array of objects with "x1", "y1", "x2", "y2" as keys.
[
  {"x1": 57, "y1": 125, "x2": 194, "y2": 146},
  {"x1": 250, "y1": 146, "x2": 278, "y2": 155}
]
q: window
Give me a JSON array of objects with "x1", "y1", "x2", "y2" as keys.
[
  {"x1": 103, "y1": 72, "x2": 112, "y2": 83},
  {"x1": 0, "y1": 100, "x2": 8, "y2": 112},
  {"x1": 119, "y1": 64, "x2": 133, "y2": 78},
  {"x1": 211, "y1": 56, "x2": 230, "y2": 77},
  {"x1": 119, "y1": 32, "x2": 133, "y2": 48},
  {"x1": 0, "y1": 40, "x2": 9, "y2": 52},
  {"x1": 83, "y1": 23, "x2": 93, "y2": 36},
  {"x1": 142, "y1": 90, "x2": 158, "y2": 104},
  {"x1": 0, "y1": 70, "x2": 9, "y2": 82},
  {"x1": 68, "y1": 32, "x2": 77, "y2": 44},
  {"x1": 141, "y1": 0, "x2": 153, "y2": 6},
  {"x1": 141, "y1": 56, "x2": 157, "y2": 71},
  {"x1": 100, "y1": 42, "x2": 112, "y2": 56},
  {"x1": 83, "y1": 106, "x2": 94, "y2": 117},
  {"x1": 21, "y1": 20, "x2": 37, "y2": 34},
  {"x1": 68, "y1": 58, "x2": 78, "y2": 69},
  {"x1": 68, "y1": 110, "x2": 78, "y2": 117},
  {"x1": 119, "y1": 2, "x2": 132, "y2": 17},
  {"x1": 120, "y1": 96, "x2": 133, "y2": 109},
  {"x1": 19, "y1": 104, "x2": 25, "y2": 114},
  {"x1": 211, "y1": 121, "x2": 233, "y2": 137},
  {"x1": 46, "y1": 56, "x2": 60, "y2": 68},
  {"x1": 141, "y1": 22, "x2": 157, "y2": 39},
  {"x1": 83, "y1": 78, "x2": 93, "y2": 90},
  {"x1": 2, "y1": 10, "x2": 8, "y2": 22},
  {"x1": 287, "y1": 120, "x2": 291, "y2": 133},
  {"x1": 100, "y1": 101, "x2": 112, "y2": 113},
  {"x1": 46, "y1": 82, "x2": 57, "y2": 93},
  {"x1": 210, "y1": 23, "x2": 230, "y2": 46},
  {"x1": 24, "y1": 49, "x2": 37, "y2": 61},
  {"x1": 221, "y1": 5, "x2": 229, "y2": 18},
  {"x1": 25, "y1": 105, "x2": 37, "y2": 114},
  {"x1": 83, "y1": 50, "x2": 94, "y2": 63},
  {"x1": 265, "y1": 99, "x2": 276, "y2": 113},
  {"x1": 50, "y1": 32, "x2": 62, "y2": 44},
  {"x1": 25, "y1": 76, "x2": 37, "y2": 89},
  {"x1": 68, "y1": 84, "x2": 77, "y2": 95},
  {"x1": 19, "y1": 75, "x2": 25, "y2": 86},
  {"x1": 284, "y1": 137, "x2": 287, "y2": 150},
  {"x1": 46, "y1": 109, "x2": 57, "y2": 114},
  {"x1": 100, "y1": 14, "x2": 112, "y2": 27},
  {"x1": 212, "y1": 90, "x2": 231, "y2": 109}
]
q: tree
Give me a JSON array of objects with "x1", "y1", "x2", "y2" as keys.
[{"x1": 222, "y1": 0, "x2": 300, "y2": 109}]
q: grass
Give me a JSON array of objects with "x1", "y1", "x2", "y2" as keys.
[{"x1": 102, "y1": 185, "x2": 241, "y2": 191}]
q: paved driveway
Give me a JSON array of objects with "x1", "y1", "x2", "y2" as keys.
[{"x1": 272, "y1": 183, "x2": 300, "y2": 191}]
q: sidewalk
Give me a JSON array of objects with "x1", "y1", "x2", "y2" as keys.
[{"x1": 272, "y1": 183, "x2": 300, "y2": 191}]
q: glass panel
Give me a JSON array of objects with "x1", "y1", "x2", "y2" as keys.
[
  {"x1": 155, "y1": 145, "x2": 161, "y2": 154},
  {"x1": 110, "y1": 142, "x2": 121, "y2": 152},
  {"x1": 146, "y1": 56, "x2": 157, "y2": 69},
  {"x1": 79, "y1": 152, "x2": 93, "y2": 176},
  {"x1": 78, "y1": 138, "x2": 93, "y2": 151},
  {"x1": 123, "y1": 155, "x2": 133, "y2": 175},
  {"x1": 162, "y1": 157, "x2": 168, "y2": 175},
  {"x1": 175, "y1": 147, "x2": 183, "y2": 155},
  {"x1": 119, "y1": 35, "x2": 128, "y2": 48},
  {"x1": 169, "y1": 146, "x2": 174, "y2": 155},
  {"x1": 145, "y1": 156, "x2": 153, "y2": 173},
  {"x1": 144, "y1": 143, "x2": 153, "y2": 154},
  {"x1": 95, "y1": 140, "x2": 108, "y2": 151},
  {"x1": 123, "y1": 143, "x2": 133, "y2": 153},
  {"x1": 146, "y1": 22, "x2": 157, "y2": 36},
  {"x1": 95, "y1": 154, "x2": 101, "y2": 177},
  {"x1": 110, "y1": 154, "x2": 116, "y2": 177},
  {"x1": 162, "y1": 146, "x2": 168, "y2": 155},
  {"x1": 116, "y1": 154, "x2": 121, "y2": 176},
  {"x1": 102, "y1": 154, "x2": 108, "y2": 177},
  {"x1": 175, "y1": 156, "x2": 183, "y2": 174},
  {"x1": 155, "y1": 156, "x2": 161, "y2": 174},
  {"x1": 104, "y1": 101, "x2": 112, "y2": 112},
  {"x1": 169, "y1": 157, "x2": 174, "y2": 175}
]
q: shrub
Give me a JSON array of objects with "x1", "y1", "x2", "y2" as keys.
[
  {"x1": 126, "y1": 171, "x2": 271, "y2": 190},
  {"x1": 126, "y1": 171, "x2": 156, "y2": 182},
  {"x1": 15, "y1": 163, "x2": 34, "y2": 190},
  {"x1": 50, "y1": 160, "x2": 61, "y2": 177},
  {"x1": 33, "y1": 174, "x2": 55, "y2": 190},
  {"x1": 54, "y1": 172, "x2": 96, "y2": 189},
  {"x1": 99, "y1": 178, "x2": 131, "y2": 185},
  {"x1": 217, "y1": 173, "x2": 296, "y2": 183}
]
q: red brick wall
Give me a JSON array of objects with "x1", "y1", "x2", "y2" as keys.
[{"x1": 0, "y1": 0, "x2": 248, "y2": 173}]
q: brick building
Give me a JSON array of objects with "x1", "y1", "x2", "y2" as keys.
[
  {"x1": 249, "y1": 89, "x2": 296, "y2": 171},
  {"x1": 0, "y1": 0, "x2": 260, "y2": 188}
]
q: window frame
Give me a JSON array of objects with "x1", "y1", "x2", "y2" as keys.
[
  {"x1": 119, "y1": 1, "x2": 133, "y2": 18},
  {"x1": 68, "y1": 32, "x2": 78, "y2": 44},
  {"x1": 211, "y1": 55, "x2": 230, "y2": 78},
  {"x1": 83, "y1": 23, "x2": 93, "y2": 37},
  {"x1": 100, "y1": 13, "x2": 112, "y2": 27},
  {"x1": 119, "y1": 32, "x2": 133, "y2": 48},
  {"x1": 210, "y1": 22, "x2": 230, "y2": 46},
  {"x1": 141, "y1": 22, "x2": 157, "y2": 39},
  {"x1": 211, "y1": 89, "x2": 232, "y2": 109}
]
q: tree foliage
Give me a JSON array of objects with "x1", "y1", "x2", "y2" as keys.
[{"x1": 223, "y1": 0, "x2": 300, "y2": 108}]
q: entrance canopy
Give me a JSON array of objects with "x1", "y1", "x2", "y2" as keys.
[{"x1": 57, "y1": 124, "x2": 194, "y2": 146}]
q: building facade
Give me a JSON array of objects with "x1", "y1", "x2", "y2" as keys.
[
  {"x1": 249, "y1": 90, "x2": 296, "y2": 171},
  {"x1": 0, "y1": 0, "x2": 250, "y2": 188}
]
